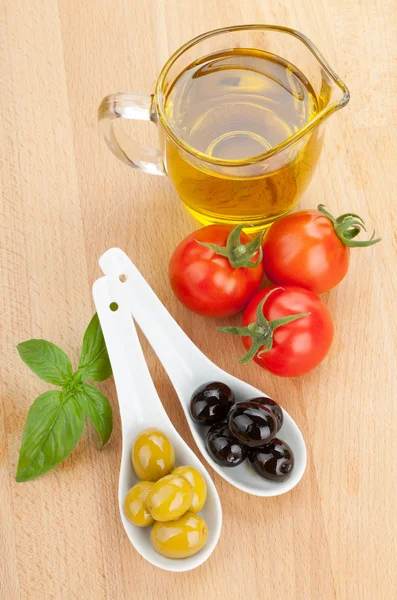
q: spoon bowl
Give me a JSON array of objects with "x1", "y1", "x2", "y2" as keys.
[
  {"x1": 93, "y1": 276, "x2": 222, "y2": 572},
  {"x1": 98, "y1": 248, "x2": 307, "y2": 497}
]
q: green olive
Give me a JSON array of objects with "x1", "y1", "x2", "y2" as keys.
[
  {"x1": 151, "y1": 512, "x2": 209, "y2": 559},
  {"x1": 132, "y1": 428, "x2": 175, "y2": 481},
  {"x1": 172, "y1": 466, "x2": 207, "y2": 512},
  {"x1": 124, "y1": 481, "x2": 155, "y2": 527},
  {"x1": 146, "y1": 474, "x2": 193, "y2": 522}
]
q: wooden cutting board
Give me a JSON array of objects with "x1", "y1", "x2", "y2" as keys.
[{"x1": 1, "y1": 1, "x2": 396, "y2": 598}]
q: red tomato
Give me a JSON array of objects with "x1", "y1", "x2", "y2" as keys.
[
  {"x1": 262, "y1": 205, "x2": 380, "y2": 294},
  {"x1": 169, "y1": 224, "x2": 264, "y2": 318},
  {"x1": 221, "y1": 286, "x2": 334, "y2": 377}
]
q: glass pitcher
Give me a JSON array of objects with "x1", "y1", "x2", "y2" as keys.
[{"x1": 98, "y1": 25, "x2": 349, "y2": 230}]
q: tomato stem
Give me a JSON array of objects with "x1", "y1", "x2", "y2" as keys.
[
  {"x1": 219, "y1": 288, "x2": 310, "y2": 364},
  {"x1": 317, "y1": 204, "x2": 381, "y2": 248},
  {"x1": 197, "y1": 223, "x2": 265, "y2": 268}
]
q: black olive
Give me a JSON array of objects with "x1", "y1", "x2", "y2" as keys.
[
  {"x1": 190, "y1": 382, "x2": 235, "y2": 425},
  {"x1": 206, "y1": 423, "x2": 247, "y2": 467},
  {"x1": 228, "y1": 401, "x2": 277, "y2": 447},
  {"x1": 249, "y1": 438, "x2": 294, "y2": 481},
  {"x1": 249, "y1": 397, "x2": 284, "y2": 432},
  {"x1": 205, "y1": 421, "x2": 226, "y2": 436}
]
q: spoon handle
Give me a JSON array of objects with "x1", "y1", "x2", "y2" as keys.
[
  {"x1": 99, "y1": 248, "x2": 212, "y2": 399},
  {"x1": 92, "y1": 276, "x2": 167, "y2": 434}
]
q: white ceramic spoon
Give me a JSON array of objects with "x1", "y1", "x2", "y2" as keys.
[
  {"x1": 99, "y1": 248, "x2": 307, "y2": 497},
  {"x1": 92, "y1": 276, "x2": 222, "y2": 572}
]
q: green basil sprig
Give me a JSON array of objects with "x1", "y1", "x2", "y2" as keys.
[{"x1": 16, "y1": 314, "x2": 113, "y2": 482}]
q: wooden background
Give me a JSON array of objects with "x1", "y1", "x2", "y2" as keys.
[{"x1": 1, "y1": 1, "x2": 396, "y2": 599}]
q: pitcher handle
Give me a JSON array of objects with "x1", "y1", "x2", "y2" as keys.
[{"x1": 98, "y1": 92, "x2": 165, "y2": 175}]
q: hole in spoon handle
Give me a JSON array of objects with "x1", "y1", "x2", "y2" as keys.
[
  {"x1": 99, "y1": 248, "x2": 211, "y2": 397},
  {"x1": 93, "y1": 277, "x2": 168, "y2": 432}
]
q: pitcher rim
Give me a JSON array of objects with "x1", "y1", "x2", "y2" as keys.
[{"x1": 155, "y1": 24, "x2": 350, "y2": 167}]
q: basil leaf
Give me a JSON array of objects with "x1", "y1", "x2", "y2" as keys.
[
  {"x1": 74, "y1": 384, "x2": 113, "y2": 447},
  {"x1": 77, "y1": 313, "x2": 112, "y2": 382},
  {"x1": 16, "y1": 390, "x2": 85, "y2": 482},
  {"x1": 17, "y1": 340, "x2": 73, "y2": 385}
]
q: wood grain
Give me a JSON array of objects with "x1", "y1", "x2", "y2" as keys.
[{"x1": 1, "y1": 1, "x2": 396, "y2": 598}]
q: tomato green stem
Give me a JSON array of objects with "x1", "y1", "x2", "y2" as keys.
[
  {"x1": 317, "y1": 204, "x2": 381, "y2": 248},
  {"x1": 197, "y1": 223, "x2": 265, "y2": 268},
  {"x1": 218, "y1": 288, "x2": 310, "y2": 364}
]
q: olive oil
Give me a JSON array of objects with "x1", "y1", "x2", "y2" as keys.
[{"x1": 163, "y1": 48, "x2": 321, "y2": 229}]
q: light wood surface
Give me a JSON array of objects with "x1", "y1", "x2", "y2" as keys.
[{"x1": 1, "y1": 1, "x2": 396, "y2": 599}]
